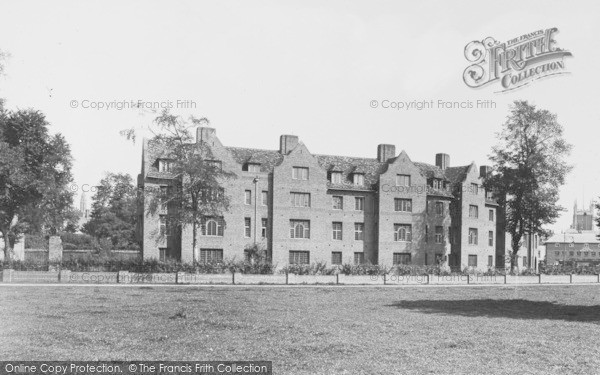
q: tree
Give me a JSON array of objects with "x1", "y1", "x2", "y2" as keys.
[
  {"x1": 141, "y1": 110, "x2": 235, "y2": 262},
  {"x1": 484, "y1": 100, "x2": 572, "y2": 270},
  {"x1": 0, "y1": 108, "x2": 74, "y2": 259},
  {"x1": 82, "y1": 173, "x2": 138, "y2": 249}
]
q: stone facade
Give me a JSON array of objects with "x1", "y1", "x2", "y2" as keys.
[{"x1": 139, "y1": 128, "x2": 504, "y2": 271}]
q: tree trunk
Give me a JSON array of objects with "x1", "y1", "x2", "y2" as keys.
[
  {"x1": 192, "y1": 221, "x2": 197, "y2": 264},
  {"x1": 2, "y1": 230, "x2": 13, "y2": 261}
]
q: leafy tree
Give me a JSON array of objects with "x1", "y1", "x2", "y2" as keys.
[
  {"x1": 484, "y1": 100, "x2": 572, "y2": 270},
  {"x1": 82, "y1": 173, "x2": 138, "y2": 250},
  {"x1": 0, "y1": 108, "x2": 74, "y2": 259},
  {"x1": 141, "y1": 110, "x2": 235, "y2": 262}
]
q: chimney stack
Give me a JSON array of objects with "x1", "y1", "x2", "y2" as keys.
[
  {"x1": 279, "y1": 135, "x2": 299, "y2": 155},
  {"x1": 435, "y1": 153, "x2": 450, "y2": 170},
  {"x1": 377, "y1": 144, "x2": 396, "y2": 162},
  {"x1": 479, "y1": 165, "x2": 491, "y2": 178},
  {"x1": 197, "y1": 127, "x2": 216, "y2": 143}
]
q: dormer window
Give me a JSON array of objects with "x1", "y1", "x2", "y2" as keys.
[
  {"x1": 330, "y1": 172, "x2": 342, "y2": 184},
  {"x1": 206, "y1": 160, "x2": 222, "y2": 170},
  {"x1": 430, "y1": 178, "x2": 444, "y2": 189},
  {"x1": 353, "y1": 173, "x2": 365, "y2": 186},
  {"x1": 244, "y1": 163, "x2": 260, "y2": 173},
  {"x1": 158, "y1": 159, "x2": 173, "y2": 172}
]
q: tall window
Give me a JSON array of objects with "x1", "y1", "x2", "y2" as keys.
[
  {"x1": 332, "y1": 196, "x2": 343, "y2": 210},
  {"x1": 201, "y1": 217, "x2": 224, "y2": 236},
  {"x1": 488, "y1": 256, "x2": 493, "y2": 267},
  {"x1": 471, "y1": 183, "x2": 478, "y2": 195},
  {"x1": 434, "y1": 226, "x2": 443, "y2": 244},
  {"x1": 435, "y1": 202, "x2": 444, "y2": 216},
  {"x1": 261, "y1": 191, "x2": 268, "y2": 206},
  {"x1": 200, "y1": 249, "x2": 223, "y2": 263},
  {"x1": 289, "y1": 251, "x2": 309, "y2": 264},
  {"x1": 353, "y1": 173, "x2": 365, "y2": 186},
  {"x1": 291, "y1": 192, "x2": 311, "y2": 207},
  {"x1": 394, "y1": 198, "x2": 412, "y2": 212},
  {"x1": 331, "y1": 172, "x2": 342, "y2": 184},
  {"x1": 290, "y1": 220, "x2": 310, "y2": 239},
  {"x1": 425, "y1": 225, "x2": 429, "y2": 243},
  {"x1": 393, "y1": 253, "x2": 411, "y2": 265},
  {"x1": 394, "y1": 224, "x2": 412, "y2": 242},
  {"x1": 522, "y1": 256, "x2": 527, "y2": 267},
  {"x1": 261, "y1": 218, "x2": 268, "y2": 239},
  {"x1": 355, "y1": 197, "x2": 364, "y2": 211},
  {"x1": 244, "y1": 218, "x2": 251, "y2": 238},
  {"x1": 292, "y1": 167, "x2": 309, "y2": 180},
  {"x1": 159, "y1": 215, "x2": 168, "y2": 236},
  {"x1": 468, "y1": 255, "x2": 477, "y2": 267},
  {"x1": 332, "y1": 222, "x2": 342, "y2": 240},
  {"x1": 488, "y1": 231, "x2": 494, "y2": 246},
  {"x1": 396, "y1": 174, "x2": 411, "y2": 187},
  {"x1": 468, "y1": 228, "x2": 478, "y2": 245},
  {"x1": 354, "y1": 223, "x2": 364, "y2": 240},
  {"x1": 354, "y1": 252, "x2": 365, "y2": 265},
  {"x1": 489, "y1": 209, "x2": 494, "y2": 221},
  {"x1": 159, "y1": 248, "x2": 169, "y2": 262},
  {"x1": 469, "y1": 205, "x2": 478, "y2": 218},
  {"x1": 244, "y1": 190, "x2": 251, "y2": 205},
  {"x1": 159, "y1": 186, "x2": 170, "y2": 208},
  {"x1": 332, "y1": 252, "x2": 342, "y2": 265}
]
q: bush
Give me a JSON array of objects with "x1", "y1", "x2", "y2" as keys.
[
  {"x1": 59, "y1": 232, "x2": 100, "y2": 250},
  {"x1": 24, "y1": 234, "x2": 48, "y2": 250}
]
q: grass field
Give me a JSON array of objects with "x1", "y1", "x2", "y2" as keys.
[{"x1": 1, "y1": 285, "x2": 599, "y2": 374}]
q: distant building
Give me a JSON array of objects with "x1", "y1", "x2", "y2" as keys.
[
  {"x1": 76, "y1": 191, "x2": 91, "y2": 231},
  {"x1": 545, "y1": 200, "x2": 599, "y2": 266}
]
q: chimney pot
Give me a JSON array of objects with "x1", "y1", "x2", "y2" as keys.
[
  {"x1": 280, "y1": 135, "x2": 299, "y2": 155},
  {"x1": 377, "y1": 144, "x2": 396, "y2": 162},
  {"x1": 435, "y1": 153, "x2": 450, "y2": 170}
]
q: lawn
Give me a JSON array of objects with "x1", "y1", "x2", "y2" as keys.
[{"x1": 1, "y1": 285, "x2": 599, "y2": 374}]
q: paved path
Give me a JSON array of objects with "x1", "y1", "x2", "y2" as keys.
[{"x1": 1, "y1": 283, "x2": 599, "y2": 288}]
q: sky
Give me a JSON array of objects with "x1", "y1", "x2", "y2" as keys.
[{"x1": 0, "y1": 0, "x2": 598, "y2": 233}]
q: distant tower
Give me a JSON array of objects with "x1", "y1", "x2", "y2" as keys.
[
  {"x1": 572, "y1": 199, "x2": 594, "y2": 232},
  {"x1": 80, "y1": 192, "x2": 89, "y2": 218}
]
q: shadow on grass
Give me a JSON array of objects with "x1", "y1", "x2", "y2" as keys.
[{"x1": 387, "y1": 299, "x2": 600, "y2": 323}]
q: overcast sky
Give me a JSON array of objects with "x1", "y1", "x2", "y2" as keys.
[{"x1": 0, "y1": 0, "x2": 598, "y2": 233}]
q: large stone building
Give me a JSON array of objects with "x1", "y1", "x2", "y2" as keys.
[{"x1": 138, "y1": 127, "x2": 505, "y2": 271}]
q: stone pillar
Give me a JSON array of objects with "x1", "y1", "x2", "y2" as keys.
[
  {"x1": 12, "y1": 239, "x2": 25, "y2": 261},
  {"x1": 49, "y1": 236, "x2": 63, "y2": 262}
]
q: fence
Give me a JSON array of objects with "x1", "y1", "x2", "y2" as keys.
[{"x1": 2, "y1": 271, "x2": 600, "y2": 285}]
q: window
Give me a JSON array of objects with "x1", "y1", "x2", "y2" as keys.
[
  {"x1": 394, "y1": 198, "x2": 412, "y2": 212},
  {"x1": 488, "y1": 231, "x2": 494, "y2": 247},
  {"x1": 584, "y1": 252, "x2": 589, "y2": 257},
  {"x1": 425, "y1": 225, "x2": 429, "y2": 243},
  {"x1": 554, "y1": 251, "x2": 560, "y2": 256},
  {"x1": 489, "y1": 209, "x2": 494, "y2": 221},
  {"x1": 435, "y1": 202, "x2": 444, "y2": 216},
  {"x1": 261, "y1": 191, "x2": 268, "y2": 206},
  {"x1": 244, "y1": 218, "x2": 251, "y2": 238},
  {"x1": 471, "y1": 183, "x2": 478, "y2": 195},
  {"x1": 522, "y1": 256, "x2": 527, "y2": 267},
  {"x1": 159, "y1": 215, "x2": 168, "y2": 236},
  {"x1": 291, "y1": 192, "x2": 311, "y2": 207},
  {"x1": 355, "y1": 197, "x2": 364, "y2": 211},
  {"x1": 159, "y1": 248, "x2": 168, "y2": 262},
  {"x1": 469, "y1": 205, "x2": 478, "y2": 218},
  {"x1": 354, "y1": 223, "x2": 364, "y2": 240},
  {"x1": 247, "y1": 163, "x2": 260, "y2": 173},
  {"x1": 332, "y1": 196, "x2": 343, "y2": 210},
  {"x1": 468, "y1": 228, "x2": 478, "y2": 245},
  {"x1": 449, "y1": 227, "x2": 456, "y2": 244},
  {"x1": 206, "y1": 160, "x2": 222, "y2": 170},
  {"x1": 354, "y1": 252, "x2": 365, "y2": 265},
  {"x1": 394, "y1": 224, "x2": 412, "y2": 242},
  {"x1": 468, "y1": 255, "x2": 477, "y2": 267},
  {"x1": 201, "y1": 217, "x2": 224, "y2": 236},
  {"x1": 332, "y1": 222, "x2": 343, "y2": 240},
  {"x1": 244, "y1": 190, "x2": 251, "y2": 205},
  {"x1": 353, "y1": 173, "x2": 365, "y2": 186},
  {"x1": 332, "y1": 252, "x2": 342, "y2": 265},
  {"x1": 534, "y1": 235, "x2": 538, "y2": 249},
  {"x1": 292, "y1": 167, "x2": 309, "y2": 180},
  {"x1": 289, "y1": 251, "x2": 309, "y2": 264},
  {"x1": 592, "y1": 252, "x2": 597, "y2": 257},
  {"x1": 158, "y1": 159, "x2": 172, "y2": 172},
  {"x1": 396, "y1": 174, "x2": 411, "y2": 187},
  {"x1": 435, "y1": 226, "x2": 443, "y2": 244},
  {"x1": 159, "y1": 186, "x2": 170, "y2": 208},
  {"x1": 569, "y1": 251, "x2": 574, "y2": 256},
  {"x1": 393, "y1": 253, "x2": 411, "y2": 265},
  {"x1": 488, "y1": 255, "x2": 493, "y2": 267},
  {"x1": 330, "y1": 172, "x2": 342, "y2": 184},
  {"x1": 431, "y1": 179, "x2": 443, "y2": 189},
  {"x1": 200, "y1": 249, "x2": 223, "y2": 263},
  {"x1": 290, "y1": 220, "x2": 310, "y2": 239},
  {"x1": 261, "y1": 218, "x2": 268, "y2": 239}
]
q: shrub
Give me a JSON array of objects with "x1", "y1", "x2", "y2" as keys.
[{"x1": 24, "y1": 234, "x2": 48, "y2": 250}]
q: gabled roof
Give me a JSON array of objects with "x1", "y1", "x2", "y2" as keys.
[
  {"x1": 314, "y1": 154, "x2": 386, "y2": 190},
  {"x1": 444, "y1": 166, "x2": 470, "y2": 184}
]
